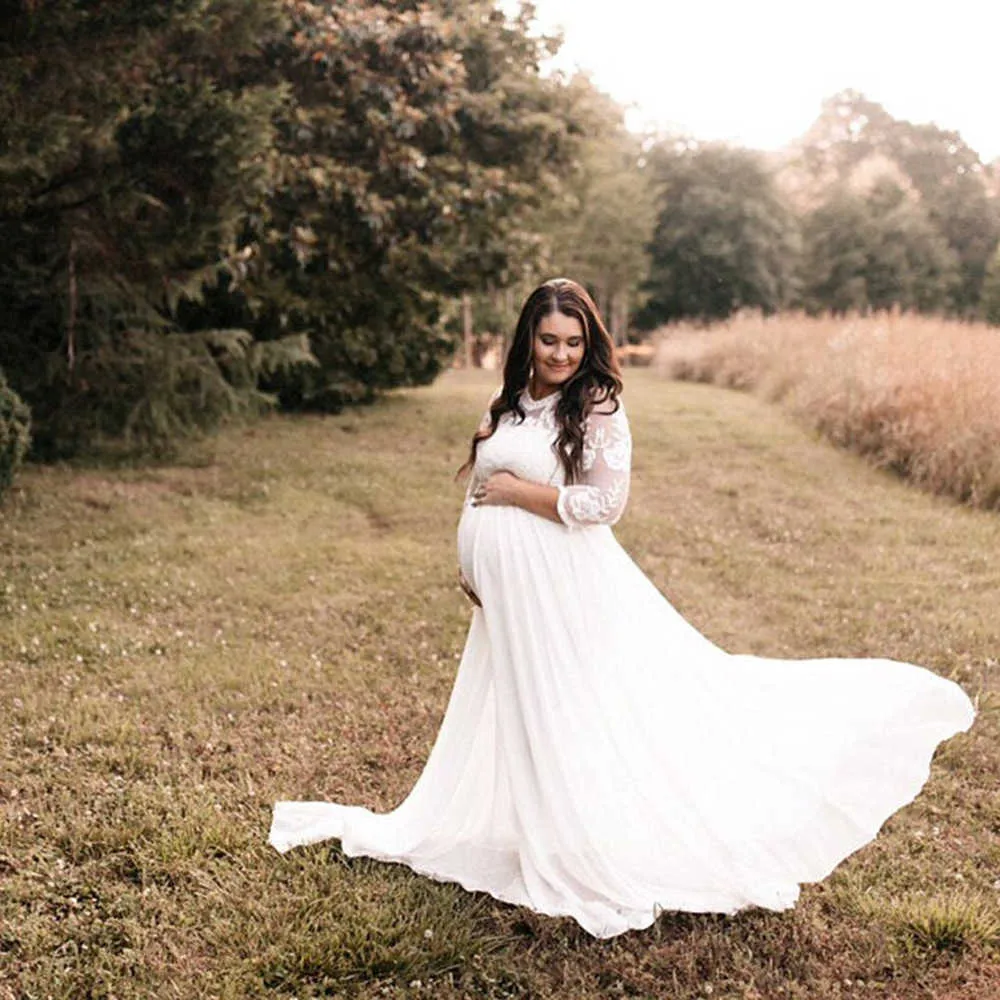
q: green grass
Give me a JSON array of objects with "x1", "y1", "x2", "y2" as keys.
[{"x1": 1, "y1": 368, "x2": 998, "y2": 999}]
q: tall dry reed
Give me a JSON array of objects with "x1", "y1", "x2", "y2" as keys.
[{"x1": 655, "y1": 312, "x2": 1000, "y2": 509}]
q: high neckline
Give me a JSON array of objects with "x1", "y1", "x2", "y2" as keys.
[{"x1": 523, "y1": 384, "x2": 561, "y2": 408}]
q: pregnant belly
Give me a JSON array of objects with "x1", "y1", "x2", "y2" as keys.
[
  {"x1": 457, "y1": 500, "x2": 583, "y2": 601},
  {"x1": 457, "y1": 503, "x2": 492, "y2": 597},
  {"x1": 457, "y1": 502, "x2": 536, "y2": 598}
]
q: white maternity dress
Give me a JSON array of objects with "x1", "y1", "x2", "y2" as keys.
[{"x1": 269, "y1": 385, "x2": 976, "y2": 938}]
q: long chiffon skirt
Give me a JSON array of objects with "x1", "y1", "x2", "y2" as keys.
[{"x1": 269, "y1": 504, "x2": 976, "y2": 938}]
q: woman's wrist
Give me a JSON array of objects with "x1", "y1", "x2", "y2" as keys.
[
  {"x1": 514, "y1": 480, "x2": 562, "y2": 523},
  {"x1": 510, "y1": 478, "x2": 530, "y2": 509}
]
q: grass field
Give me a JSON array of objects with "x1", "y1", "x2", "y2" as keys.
[{"x1": 2, "y1": 368, "x2": 998, "y2": 1000}]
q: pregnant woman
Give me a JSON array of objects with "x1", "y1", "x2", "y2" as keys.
[{"x1": 269, "y1": 277, "x2": 975, "y2": 939}]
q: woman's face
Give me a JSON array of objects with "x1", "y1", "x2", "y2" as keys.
[{"x1": 531, "y1": 310, "x2": 585, "y2": 392}]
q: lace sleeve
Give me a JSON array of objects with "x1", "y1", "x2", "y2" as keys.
[{"x1": 556, "y1": 402, "x2": 631, "y2": 529}]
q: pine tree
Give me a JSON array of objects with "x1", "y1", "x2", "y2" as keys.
[
  {"x1": 0, "y1": 367, "x2": 31, "y2": 500},
  {"x1": 0, "y1": 0, "x2": 298, "y2": 456}
]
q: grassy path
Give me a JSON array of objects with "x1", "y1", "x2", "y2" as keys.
[{"x1": 2, "y1": 369, "x2": 997, "y2": 999}]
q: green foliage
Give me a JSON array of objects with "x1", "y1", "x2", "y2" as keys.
[
  {"x1": 643, "y1": 93, "x2": 998, "y2": 325},
  {"x1": 233, "y1": 0, "x2": 581, "y2": 411},
  {"x1": 0, "y1": 0, "x2": 294, "y2": 456},
  {"x1": 0, "y1": 368, "x2": 31, "y2": 499},
  {"x1": 799, "y1": 180, "x2": 960, "y2": 314},
  {"x1": 9, "y1": 6, "x2": 997, "y2": 460},
  {"x1": 22, "y1": 328, "x2": 312, "y2": 460},
  {"x1": 0, "y1": 0, "x2": 586, "y2": 449},
  {"x1": 537, "y1": 77, "x2": 656, "y2": 341},
  {"x1": 639, "y1": 143, "x2": 800, "y2": 326}
]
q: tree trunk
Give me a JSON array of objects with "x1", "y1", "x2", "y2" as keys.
[
  {"x1": 67, "y1": 234, "x2": 78, "y2": 373},
  {"x1": 502, "y1": 287, "x2": 515, "y2": 362},
  {"x1": 598, "y1": 283, "x2": 611, "y2": 335},
  {"x1": 462, "y1": 293, "x2": 473, "y2": 368},
  {"x1": 613, "y1": 292, "x2": 629, "y2": 349}
]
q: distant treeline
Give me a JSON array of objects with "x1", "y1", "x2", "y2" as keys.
[
  {"x1": 1, "y1": 2, "x2": 998, "y2": 485},
  {"x1": 638, "y1": 92, "x2": 1000, "y2": 329}
]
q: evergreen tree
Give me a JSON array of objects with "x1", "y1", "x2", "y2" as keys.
[
  {"x1": 0, "y1": 0, "x2": 297, "y2": 456},
  {"x1": 0, "y1": 368, "x2": 31, "y2": 501}
]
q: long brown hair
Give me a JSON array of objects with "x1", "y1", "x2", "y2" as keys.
[{"x1": 457, "y1": 277, "x2": 623, "y2": 485}]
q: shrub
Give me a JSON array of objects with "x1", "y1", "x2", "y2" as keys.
[{"x1": 0, "y1": 369, "x2": 31, "y2": 500}]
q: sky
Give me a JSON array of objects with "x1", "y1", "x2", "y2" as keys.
[{"x1": 514, "y1": 0, "x2": 1000, "y2": 162}]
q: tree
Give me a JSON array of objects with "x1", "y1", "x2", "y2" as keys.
[
  {"x1": 638, "y1": 142, "x2": 800, "y2": 326},
  {"x1": 0, "y1": 368, "x2": 30, "y2": 501},
  {"x1": 232, "y1": 0, "x2": 584, "y2": 410},
  {"x1": 887, "y1": 120, "x2": 999, "y2": 315},
  {"x1": 0, "y1": 0, "x2": 587, "y2": 452},
  {"x1": 799, "y1": 180, "x2": 959, "y2": 315},
  {"x1": 538, "y1": 76, "x2": 656, "y2": 344},
  {"x1": 0, "y1": 0, "x2": 299, "y2": 457},
  {"x1": 786, "y1": 90, "x2": 1000, "y2": 316},
  {"x1": 797, "y1": 192, "x2": 871, "y2": 314}
]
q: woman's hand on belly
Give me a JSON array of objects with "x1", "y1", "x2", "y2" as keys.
[
  {"x1": 472, "y1": 471, "x2": 563, "y2": 526},
  {"x1": 471, "y1": 470, "x2": 523, "y2": 508}
]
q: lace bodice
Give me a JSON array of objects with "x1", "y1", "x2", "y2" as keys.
[{"x1": 465, "y1": 387, "x2": 632, "y2": 529}]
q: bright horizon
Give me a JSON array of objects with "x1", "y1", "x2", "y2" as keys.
[{"x1": 514, "y1": 0, "x2": 1000, "y2": 163}]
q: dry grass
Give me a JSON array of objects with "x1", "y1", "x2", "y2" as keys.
[
  {"x1": 1, "y1": 368, "x2": 998, "y2": 999},
  {"x1": 654, "y1": 312, "x2": 1000, "y2": 510}
]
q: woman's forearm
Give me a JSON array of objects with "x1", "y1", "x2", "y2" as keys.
[{"x1": 514, "y1": 480, "x2": 563, "y2": 524}]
